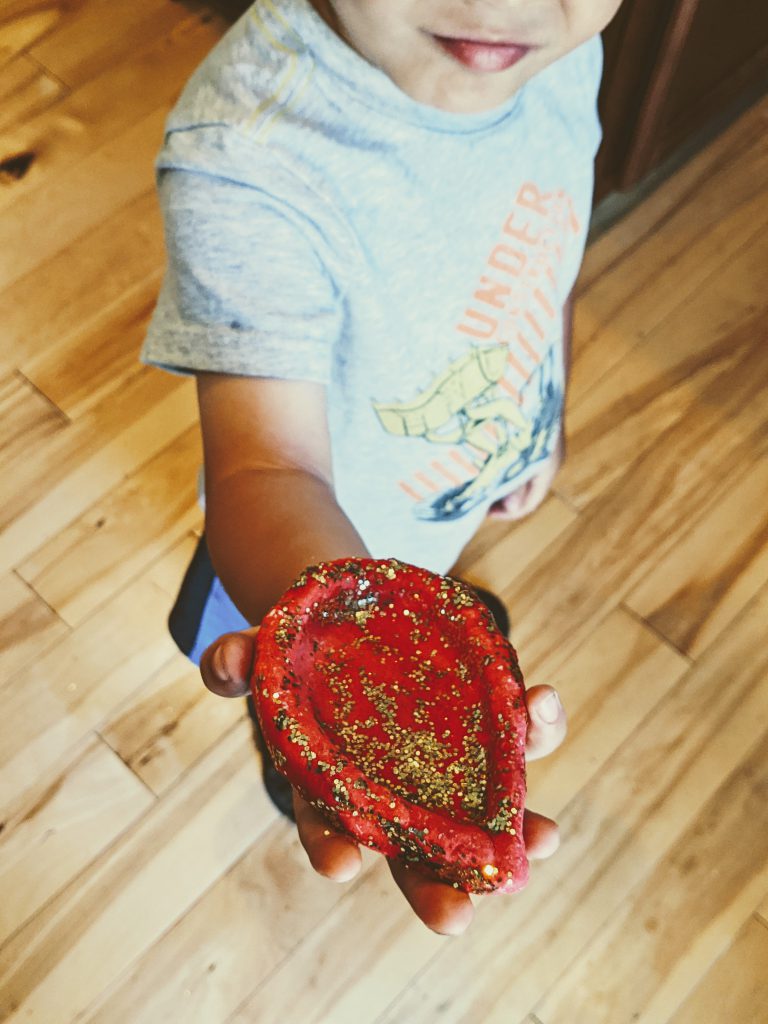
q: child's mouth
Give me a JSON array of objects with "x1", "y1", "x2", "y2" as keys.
[{"x1": 431, "y1": 35, "x2": 531, "y2": 73}]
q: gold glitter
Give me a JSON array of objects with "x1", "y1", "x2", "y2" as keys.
[
  {"x1": 264, "y1": 557, "x2": 522, "y2": 893},
  {"x1": 272, "y1": 749, "x2": 287, "y2": 771},
  {"x1": 332, "y1": 778, "x2": 353, "y2": 809},
  {"x1": 486, "y1": 796, "x2": 520, "y2": 834}
]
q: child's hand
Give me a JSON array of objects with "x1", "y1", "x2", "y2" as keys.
[
  {"x1": 200, "y1": 631, "x2": 566, "y2": 936},
  {"x1": 487, "y1": 432, "x2": 565, "y2": 521}
]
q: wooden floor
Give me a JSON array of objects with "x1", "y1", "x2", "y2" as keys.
[{"x1": 2, "y1": 3, "x2": 768, "y2": 1022}]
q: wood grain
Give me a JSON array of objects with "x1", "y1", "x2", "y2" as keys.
[
  {"x1": 0, "y1": 1, "x2": 66, "y2": 56},
  {"x1": 0, "y1": 105, "x2": 166, "y2": 292},
  {"x1": 664, "y1": 916, "x2": 768, "y2": 1024},
  {"x1": 0, "y1": 571, "x2": 68, "y2": 683},
  {"x1": 625, "y1": 451, "x2": 768, "y2": 658},
  {"x1": 505, "y1": 299, "x2": 768, "y2": 681},
  {"x1": 0, "y1": 372, "x2": 67, "y2": 469},
  {"x1": 100, "y1": 651, "x2": 244, "y2": 796},
  {"x1": 0, "y1": 13, "x2": 225, "y2": 213},
  {"x1": 82, "y1": 829, "x2": 385, "y2": 1024},
  {"x1": 0, "y1": 372, "x2": 197, "y2": 575},
  {"x1": 20, "y1": 274, "x2": 164, "y2": 419},
  {"x1": 0, "y1": 190, "x2": 163, "y2": 376},
  {"x1": 534, "y1": 729, "x2": 768, "y2": 1023},
  {"x1": 146, "y1": 531, "x2": 205, "y2": 600},
  {"x1": 0, "y1": 572, "x2": 179, "y2": 808},
  {"x1": 578, "y1": 96, "x2": 768, "y2": 294},
  {"x1": 373, "y1": 583, "x2": 768, "y2": 1024},
  {"x1": 452, "y1": 493, "x2": 578, "y2": 600},
  {"x1": 0, "y1": 51, "x2": 66, "y2": 132},
  {"x1": 17, "y1": 426, "x2": 203, "y2": 626},
  {"x1": 26, "y1": 0, "x2": 202, "y2": 88},
  {"x1": 0, "y1": 723, "x2": 272, "y2": 1024},
  {"x1": 0, "y1": 734, "x2": 153, "y2": 947},
  {"x1": 561, "y1": 204, "x2": 768, "y2": 510},
  {"x1": 570, "y1": 110, "x2": 768, "y2": 403},
  {"x1": 226, "y1": 853, "x2": 443, "y2": 1024}
]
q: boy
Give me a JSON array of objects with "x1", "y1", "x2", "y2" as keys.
[{"x1": 142, "y1": 0, "x2": 623, "y2": 934}]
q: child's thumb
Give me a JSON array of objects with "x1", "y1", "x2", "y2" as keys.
[{"x1": 200, "y1": 628, "x2": 259, "y2": 698}]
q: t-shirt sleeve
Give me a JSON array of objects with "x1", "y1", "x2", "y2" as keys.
[{"x1": 142, "y1": 137, "x2": 345, "y2": 383}]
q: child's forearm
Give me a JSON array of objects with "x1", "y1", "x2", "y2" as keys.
[{"x1": 204, "y1": 467, "x2": 370, "y2": 626}]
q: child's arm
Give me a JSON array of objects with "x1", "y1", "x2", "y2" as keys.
[
  {"x1": 196, "y1": 371, "x2": 566, "y2": 937},
  {"x1": 197, "y1": 371, "x2": 370, "y2": 626}
]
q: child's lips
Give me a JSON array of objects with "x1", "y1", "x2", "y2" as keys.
[{"x1": 432, "y1": 34, "x2": 532, "y2": 73}]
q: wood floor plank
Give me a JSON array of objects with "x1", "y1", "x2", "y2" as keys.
[
  {"x1": 0, "y1": 572, "x2": 68, "y2": 683},
  {"x1": 624, "y1": 451, "x2": 768, "y2": 658},
  {"x1": 225, "y1": 854, "x2": 444, "y2": 1024},
  {"x1": 0, "y1": 190, "x2": 163, "y2": 377},
  {"x1": 17, "y1": 426, "x2": 202, "y2": 627},
  {"x1": 231, "y1": 608, "x2": 689, "y2": 1024},
  {"x1": 0, "y1": 371, "x2": 197, "y2": 575},
  {"x1": 26, "y1": 0, "x2": 203, "y2": 88},
  {"x1": 665, "y1": 916, "x2": 768, "y2": 1024},
  {"x1": 0, "y1": 734, "x2": 154, "y2": 947},
  {"x1": 20, "y1": 273, "x2": 163, "y2": 419},
  {"x1": 525, "y1": 606, "x2": 689, "y2": 810},
  {"x1": 0, "y1": 372, "x2": 68, "y2": 470},
  {"x1": 0, "y1": 51, "x2": 66, "y2": 132},
  {"x1": 100, "y1": 651, "x2": 244, "y2": 797},
  {"x1": 560, "y1": 202, "x2": 768, "y2": 511},
  {"x1": 0, "y1": 104, "x2": 166, "y2": 292},
  {"x1": 570, "y1": 115, "x2": 768, "y2": 404},
  {"x1": 578, "y1": 96, "x2": 768, "y2": 294},
  {"x1": 80, "y1": 828, "x2": 383, "y2": 1023},
  {"x1": 0, "y1": 1, "x2": 65, "y2": 56},
  {"x1": 504, "y1": 299, "x2": 768, "y2": 680},
  {"x1": 451, "y1": 493, "x2": 578, "y2": 597},
  {"x1": 0, "y1": 13, "x2": 225, "y2": 213},
  {"x1": 0, "y1": 573, "x2": 178, "y2": 810},
  {"x1": 533, "y1": 731, "x2": 768, "y2": 1024},
  {"x1": 0, "y1": 721, "x2": 271, "y2": 1024},
  {"x1": 372, "y1": 584, "x2": 768, "y2": 1024},
  {"x1": 146, "y1": 531, "x2": 203, "y2": 600}
]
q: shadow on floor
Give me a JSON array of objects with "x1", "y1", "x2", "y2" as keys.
[{"x1": 175, "y1": 0, "x2": 253, "y2": 23}]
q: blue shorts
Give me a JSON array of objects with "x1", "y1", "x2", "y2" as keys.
[{"x1": 168, "y1": 535, "x2": 249, "y2": 666}]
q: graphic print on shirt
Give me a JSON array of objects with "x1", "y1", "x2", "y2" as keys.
[{"x1": 372, "y1": 181, "x2": 579, "y2": 522}]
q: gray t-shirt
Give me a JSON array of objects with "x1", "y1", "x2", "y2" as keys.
[{"x1": 143, "y1": 0, "x2": 603, "y2": 575}]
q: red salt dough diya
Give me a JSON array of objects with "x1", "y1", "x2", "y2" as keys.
[{"x1": 252, "y1": 558, "x2": 529, "y2": 894}]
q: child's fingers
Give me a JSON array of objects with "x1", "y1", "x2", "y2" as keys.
[
  {"x1": 525, "y1": 685, "x2": 567, "y2": 761},
  {"x1": 522, "y1": 809, "x2": 560, "y2": 860},
  {"x1": 388, "y1": 859, "x2": 475, "y2": 937},
  {"x1": 293, "y1": 792, "x2": 362, "y2": 882},
  {"x1": 199, "y1": 628, "x2": 259, "y2": 698}
]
